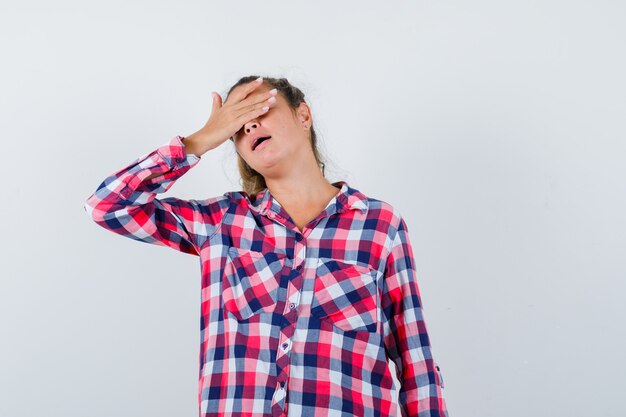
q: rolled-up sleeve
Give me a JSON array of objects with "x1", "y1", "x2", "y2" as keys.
[{"x1": 381, "y1": 214, "x2": 449, "y2": 417}]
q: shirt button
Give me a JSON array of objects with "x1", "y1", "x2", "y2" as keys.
[
  {"x1": 289, "y1": 302, "x2": 296, "y2": 310},
  {"x1": 282, "y1": 342, "x2": 288, "y2": 349},
  {"x1": 280, "y1": 381, "x2": 285, "y2": 388},
  {"x1": 296, "y1": 264, "x2": 303, "y2": 271}
]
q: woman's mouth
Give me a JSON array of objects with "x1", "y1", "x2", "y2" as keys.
[{"x1": 252, "y1": 136, "x2": 272, "y2": 151}]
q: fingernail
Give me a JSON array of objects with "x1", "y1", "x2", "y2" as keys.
[
  {"x1": 256, "y1": 76, "x2": 263, "y2": 82},
  {"x1": 269, "y1": 88, "x2": 277, "y2": 95}
]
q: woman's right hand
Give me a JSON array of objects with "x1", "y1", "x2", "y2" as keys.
[{"x1": 183, "y1": 77, "x2": 278, "y2": 157}]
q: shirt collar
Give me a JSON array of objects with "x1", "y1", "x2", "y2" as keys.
[{"x1": 232, "y1": 180, "x2": 368, "y2": 218}]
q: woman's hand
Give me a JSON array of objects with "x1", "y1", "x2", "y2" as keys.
[{"x1": 183, "y1": 77, "x2": 277, "y2": 157}]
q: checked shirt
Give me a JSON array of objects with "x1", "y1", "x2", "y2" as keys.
[{"x1": 84, "y1": 135, "x2": 450, "y2": 417}]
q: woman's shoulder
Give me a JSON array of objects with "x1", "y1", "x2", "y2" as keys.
[
  {"x1": 358, "y1": 193, "x2": 407, "y2": 232},
  {"x1": 356, "y1": 187, "x2": 403, "y2": 218},
  {"x1": 221, "y1": 189, "x2": 255, "y2": 205}
]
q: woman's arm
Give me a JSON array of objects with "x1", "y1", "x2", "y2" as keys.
[
  {"x1": 83, "y1": 135, "x2": 229, "y2": 256},
  {"x1": 381, "y1": 213, "x2": 450, "y2": 416},
  {"x1": 84, "y1": 77, "x2": 279, "y2": 255}
]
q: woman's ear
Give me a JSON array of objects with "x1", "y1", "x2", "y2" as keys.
[{"x1": 297, "y1": 102, "x2": 312, "y2": 127}]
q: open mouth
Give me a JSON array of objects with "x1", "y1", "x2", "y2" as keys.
[{"x1": 252, "y1": 136, "x2": 272, "y2": 151}]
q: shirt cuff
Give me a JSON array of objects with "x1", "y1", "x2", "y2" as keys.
[{"x1": 175, "y1": 135, "x2": 201, "y2": 164}]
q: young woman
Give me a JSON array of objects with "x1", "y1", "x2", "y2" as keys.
[{"x1": 84, "y1": 75, "x2": 450, "y2": 417}]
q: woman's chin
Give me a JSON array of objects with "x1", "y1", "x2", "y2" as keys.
[
  {"x1": 255, "y1": 146, "x2": 284, "y2": 164},
  {"x1": 256, "y1": 153, "x2": 296, "y2": 178}
]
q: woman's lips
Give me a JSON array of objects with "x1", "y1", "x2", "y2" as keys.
[{"x1": 253, "y1": 137, "x2": 272, "y2": 151}]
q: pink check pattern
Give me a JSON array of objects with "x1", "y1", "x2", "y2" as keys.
[{"x1": 84, "y1": 135, "x2": 450, "y2": 417}]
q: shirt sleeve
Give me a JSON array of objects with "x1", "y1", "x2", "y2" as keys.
[
  {"x1": 83, "y1": 135, "x2": 229, "y2": 256},
  {"x1": 381, "y1": 214, "x2": 449, "y2": 417}
]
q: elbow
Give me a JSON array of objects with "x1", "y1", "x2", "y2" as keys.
[{"x1": 83, "y1": 193, "x2": 118, "y2": 224}]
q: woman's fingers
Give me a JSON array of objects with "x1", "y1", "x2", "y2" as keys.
[
  {"x1": 197, "y1": 77, "x2": 279, "y2": 148},
  {"x1": 226, "y1": 78, "x2": 278, "y2": 114},
  {"x1": 211, "y1": 92, "x2": 222, "y2": 107},
  {"x1": 235, "y1": 99, "x2": 273, "y2": 125},
  {"x1": 234, "y1": 88, "x2": 277, "y2": 119},
  {"x1": 224, "y1": 77, "x2": 265, "y2": 107},
  {"x1": 231, "y1": 95, "x2": 278, "y2": 140}
]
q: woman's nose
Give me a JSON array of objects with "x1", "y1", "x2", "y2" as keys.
[{"x1": 244, "y1": 120, "x2": 258, "y2": 134}]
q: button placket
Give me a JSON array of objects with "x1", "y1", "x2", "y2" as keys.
[
  {"x1": 280, "y1": 340, "x2": 291, "y2": 352},
  {"x1": 285, "y1": 291, "x2": 300, "y2": 316},
  {"x1": 293, "y1": 234, "x2": 307, "y2": 273},
  {"x1": 273, "y1": 229, "x2": 302, "y2": 403}
]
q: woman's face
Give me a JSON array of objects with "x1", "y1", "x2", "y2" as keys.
[{"x1": 232, "y1": 84, "x2": 311, "y2": 176}]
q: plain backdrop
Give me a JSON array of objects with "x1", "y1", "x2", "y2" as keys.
[{"x1": 1, "y1": 1, "x2": 625, "y2": 416}]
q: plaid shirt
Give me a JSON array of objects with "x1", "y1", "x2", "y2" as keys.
[{"x1": 84, "y1": 135, "x2": 450, "y2": 417}]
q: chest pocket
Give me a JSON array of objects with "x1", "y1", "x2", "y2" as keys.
[
  {"x1": 311, "y1": 258, "x2": 379, "y2": 333},
  {"x1": 222, "y1": 247, "x2": 288, "y2": 321}
]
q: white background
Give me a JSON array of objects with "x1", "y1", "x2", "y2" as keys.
[{"x1": 1, "y1": 1, "x2": 625, "y2": 416}]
